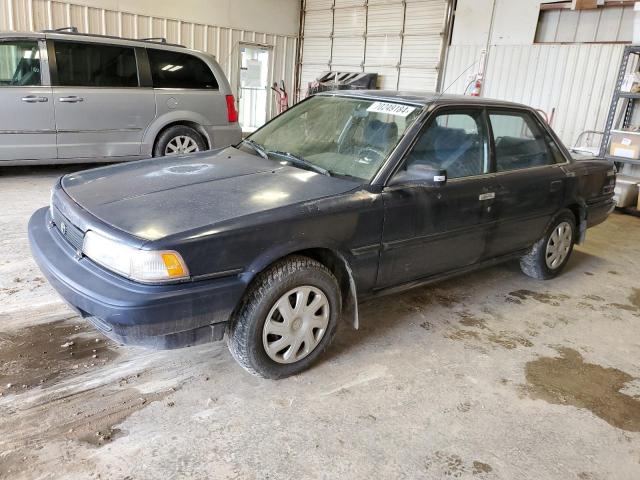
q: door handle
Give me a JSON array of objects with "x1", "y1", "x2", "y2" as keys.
[
  {"x1": 479, "y1": 192, "x2": 496, "y2": 201},
  {"x1": 550, "y1": 180, "x2": 563, "y2": 192},
  {"x1": 58, "y1": 96, "x2": 84, "y2": 103},
  {"x1": 21, "y1": 95, "x2": 48, "y2": 103}
]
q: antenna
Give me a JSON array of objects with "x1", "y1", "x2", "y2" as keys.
[{"x1": 433, "y1": 60, "x2": 480, "y2": 103}]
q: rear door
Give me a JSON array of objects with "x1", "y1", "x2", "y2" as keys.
[
  {"x1": 0, "y1": 38, "x2": 56, "y2": 161},
  {"x1": 50, "y1": 39, "x2": 155, "y2": 159},
  {"x1": 377, "y1": 107, "x2": 495, "y2": 288},
  {"x1": 484, "y1": 109, "x2": 567, "y2": 257}
]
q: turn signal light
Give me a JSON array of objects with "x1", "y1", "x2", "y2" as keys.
[{"x1": 162, "y1": 253, "x2": 186, "y2": 278}]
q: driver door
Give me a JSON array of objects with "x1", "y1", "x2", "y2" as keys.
[
  {"x1": 0, "y1": 39, "x2": 56, "y2": 161},
  {"x1": 376, "y1": 107, "x2": 496, "y2": 288}
]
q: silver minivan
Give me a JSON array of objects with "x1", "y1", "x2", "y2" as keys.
[{"x1": 0, "y1": 28, "x2": 242, "y2": 165}]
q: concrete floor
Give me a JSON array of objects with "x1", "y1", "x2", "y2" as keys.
[{"x1": 1, "y1": 165, "x2": 640, "y2": 480}]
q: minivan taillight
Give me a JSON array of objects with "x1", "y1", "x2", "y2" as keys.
[{"x1": 226, "y1": 95, "x2": 238, "y2": 123}]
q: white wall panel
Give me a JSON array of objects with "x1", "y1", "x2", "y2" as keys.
[
  {"x1": 443, "y1": 43, "x2": 624, "y2": 146},
  {"x1": 0, "y1": 0, "x2": 297, "y2": 121}
]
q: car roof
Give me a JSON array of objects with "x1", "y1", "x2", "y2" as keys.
[
  {"x1": 317, "y1": 89, "x2": 532, "y2": 110},
  {"x1": 0, "y1": 29, "x2": 191, "y2": 52}
]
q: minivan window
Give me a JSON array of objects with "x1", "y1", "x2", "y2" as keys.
[
  {"x1": 54, "y1": 41, "x2": 138, "y2": 87},
  {"x1": 489, "y1": 111, "x2": 556, "y2": 172},
  {"x1": 404, "y1": 110, "x2": 489, "y2": 179},
  {"x1": 148, "y1": 49, "x2": 218, "y2": 89},
  {"x1": 0, "y1": 41, "x2": 41, "y2": 86}
]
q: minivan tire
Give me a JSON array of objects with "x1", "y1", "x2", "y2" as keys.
[
  {"x1": 520, "y1": 209, "x2": 576, "y2": 280},
  {"x1": 227, "y1": 255, "x2": 341, "y2": 379},
  {"x1": 153, "y1": 125, "x2": 207, "y2": 157}
]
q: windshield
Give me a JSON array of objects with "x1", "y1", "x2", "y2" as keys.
[{"x1": 246, "y1": 95, "x2": 422, "y2": 180}]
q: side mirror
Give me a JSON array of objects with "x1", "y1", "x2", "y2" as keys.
[{"x1": 388, "y1": 164, "x2": 447, "y2": 187}]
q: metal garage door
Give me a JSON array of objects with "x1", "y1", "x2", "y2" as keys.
[{"x1": 299, "y1": 0, "x2": 450, "y2": 97}]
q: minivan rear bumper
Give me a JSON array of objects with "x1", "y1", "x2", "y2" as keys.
[
  {"x1": 205, "y1": 124, "x2": 243, "y2": 148},
  {"x1": 28, "y1": 207, "x2": 246, "y2": 349}
]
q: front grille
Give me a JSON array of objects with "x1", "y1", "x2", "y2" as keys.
[{"x1": 51, "y1": 207, "x2": 85, "y2": 251}]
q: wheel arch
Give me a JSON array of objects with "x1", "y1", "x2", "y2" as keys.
[
  {"x1": 565, "y1": 202, "x2": 587, "y2": 244},
  {"x1": 143, "y1": 111, "x2": 213, "y2": 156},
  {"x1": 152, "y1": 121, "x2": 211, "y2": 156},
  {"x1": 241, "y1": 245, "x2": 359, "y2": 330}
]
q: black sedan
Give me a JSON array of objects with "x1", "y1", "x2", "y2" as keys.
[{"x1": 29, "y1": 91, "x2": 616, "y2": 378}]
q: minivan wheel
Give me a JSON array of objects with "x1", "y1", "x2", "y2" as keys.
[
  {"x1": 520, "y1": 210, "x2": 576, "y2": 280},
  {"x1": 154, "y1": 125, "x2": 206, "y2": 157},
  {"x1": 227, "y1": 256, "x2": 341, "y2": 379}
]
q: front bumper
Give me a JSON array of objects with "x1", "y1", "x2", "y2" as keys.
[{"x1": 28, "y1": 207, "x2": 246, "y2": 349}]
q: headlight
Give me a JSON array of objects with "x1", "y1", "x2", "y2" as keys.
[{"x1": 82, "y1": 231, "x2": 189, "y2": 283}]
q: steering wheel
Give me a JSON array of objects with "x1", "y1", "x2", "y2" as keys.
[{"x1": 357, "y1": 146, "x2": 385, "y2": 164}]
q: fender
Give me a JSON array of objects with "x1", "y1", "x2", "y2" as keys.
[
  {"x1": 142, "y1": 110, "x2": 213, "y2": 155},
  {"x1": 240, "y1": 239, "x2": 360, "y2": 330}
]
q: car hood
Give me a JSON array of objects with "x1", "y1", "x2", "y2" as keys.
[{"x1": 61, "y1": 147, "x2": 360, "y2": 242}]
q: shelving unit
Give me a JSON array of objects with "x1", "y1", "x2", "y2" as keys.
[{"x1": 600, "y1": 45, "x2": 640, "y2": 165}]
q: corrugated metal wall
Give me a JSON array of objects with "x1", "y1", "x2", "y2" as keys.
[
  {"x1": 443, "y1": 43, "x2": 624, "y2": 147},
  {"x1": 0, "y1": 0, "x2": 298, "y2": 121}
]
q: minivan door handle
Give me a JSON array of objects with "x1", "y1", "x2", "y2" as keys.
[
  {"x1": 58, "y1": 96, "x2": 84, "y2": 103},
  {"x1": 21, "y1": 95, "x2": 48, "y2": 103},
  {"x1": 550, "y1": 180, "x2": 563, "y2": 192}
]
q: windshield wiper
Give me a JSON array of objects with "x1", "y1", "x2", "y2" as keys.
[
  {"x1": 241, "y1": 138, "x2": 269, "y2": 161},
  {"x1": 267, "y1": 150, "x2": 331, "y2": 176}
]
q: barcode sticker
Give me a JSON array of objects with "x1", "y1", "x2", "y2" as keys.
[{"x1": 367, "y1": 102, "x2": 417, "y2": 117}]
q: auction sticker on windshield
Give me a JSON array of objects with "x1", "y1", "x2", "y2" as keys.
[{"x1": 367, "y1": 102, "x2": 416, "y2": 117}]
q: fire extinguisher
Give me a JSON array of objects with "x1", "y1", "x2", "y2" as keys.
[{"x1": 469, "y1": 77, "x2": 482, "y2": 97}]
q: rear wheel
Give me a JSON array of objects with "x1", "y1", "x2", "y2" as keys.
[
  {"x1": 154, "y1": 125, "x2": 206, "y2": 157},
  {"x1": 520, "y1": 210, "x2": 576, "y2": 280},
  {"x1": 227, "y1": 256, "x2": 340, "y2": 379}
]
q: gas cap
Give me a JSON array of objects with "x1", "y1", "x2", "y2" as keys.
[{"x1": 167, "y1": 97, "x2": 178, "y2": 109}]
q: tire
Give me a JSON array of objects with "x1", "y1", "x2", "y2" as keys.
[
  {"x1": 520, "y1": 209, "x2": 576, "y2": 280},
  {"x1": 153, "y1": 125, "x2": 206, "y2": 157},
  {"x1": 227, "y1": 255, "x2": 341, "y2": 379}
]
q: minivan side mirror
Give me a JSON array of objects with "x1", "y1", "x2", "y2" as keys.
[{"x1": 388, "y1": 164, "x2": 447, "y2": 187}]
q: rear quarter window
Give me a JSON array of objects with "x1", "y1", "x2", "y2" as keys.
[{"x1": 148, "y1": 49, "x2": 218, "y2": 89}]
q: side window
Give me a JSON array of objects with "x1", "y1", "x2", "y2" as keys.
[
  {"x1": 489, "y1": 111, "x2": 556, "y2": 172},
  {"x1": 54, "y1": 42, "x2": 138, "y2": 87},
  {"x1": 148, "y1": 49, "x2": 219, "y2": 89},
  {"x1": 0, "y1": 41, "x2": 41, "y2": 86},
  {"x1": 404, "y1": 110, "x2": 489, "y2": 179}
]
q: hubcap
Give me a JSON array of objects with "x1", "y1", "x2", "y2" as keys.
[
  {"x1": 545, "y1": 221, "x2": 572, "y2": 269},
  {"x1": 165, "y1": 135, "x2": 200, "y2": 155},
  {"x1": 262, "y1": 286, "x2": 330, "y2": 364}
]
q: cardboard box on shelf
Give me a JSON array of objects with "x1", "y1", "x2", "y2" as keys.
[
  {"x1": 621, "y1": 72, "x2": 640, "y2": 93},
  {"x1": 610, "y1": 130, "x2": 640, "y2": 159}
]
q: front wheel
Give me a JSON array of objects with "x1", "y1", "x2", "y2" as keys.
[
  {"x1": 520, "y1": 210, "x2": 576, "y2": 280},
  {"x1": 227, "y1": 256, "x2": 341, "y2": 379}
]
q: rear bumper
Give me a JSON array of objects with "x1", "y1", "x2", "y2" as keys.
[
  {"x1": 586, "y1": 197, "x2": 616, "y2": 228},
  {"x1": 205, "y1": 124, "x2": 242, "y2": 148},
  {"x1": 28, "y1": 207, "x2": 246, "y2": 349}
]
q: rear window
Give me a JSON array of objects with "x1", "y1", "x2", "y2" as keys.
[
  {"x1": 148, "y1": 49, "x2": 218, "y2": 89},
  {"x1": 54, "y1": 41, "x2": 138, "y2": 87}
]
